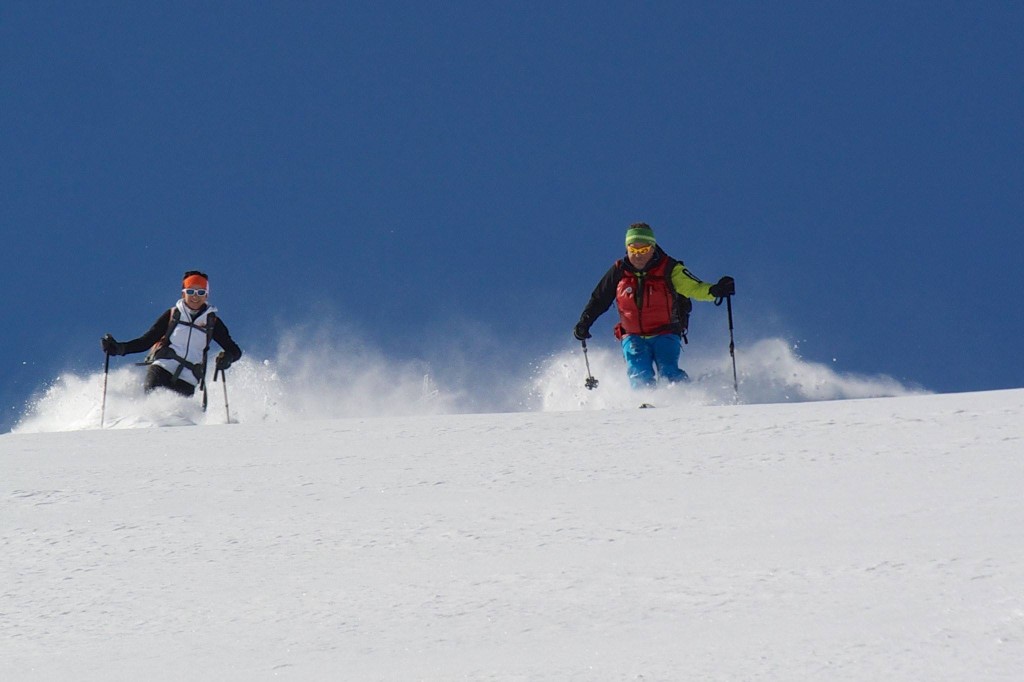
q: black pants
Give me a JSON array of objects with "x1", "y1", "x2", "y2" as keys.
[{"x1": 145, "y1": 365, "x2": 197, "y2": 397}]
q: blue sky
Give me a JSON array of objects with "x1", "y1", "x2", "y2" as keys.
[{"x1": 2, "y1": 2, "x2": 1022, "y2": 431}]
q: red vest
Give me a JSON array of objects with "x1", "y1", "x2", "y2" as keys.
[{"x1": 614, "y1": 257, "x2": 676, "y2": 338}]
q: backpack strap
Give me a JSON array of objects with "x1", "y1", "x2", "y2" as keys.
[
  {"x1": 203, "y1": 312, "x2": 216, "y2": 353},
  {"x1": 664, "y1": 258, "x2": 692, "y2": 344},
  {"x1": 199, "y1": 312, "x2": 217, "y2": 411},
  {"x1": 165, "y1": 307, "x2": 182, "y2": 342},
  {"x1": 138, "y1": 308, "x2": 217, "y2": 390},
  {"x1": 137, "y1": 308, "x2": 181, "y2": 366}
]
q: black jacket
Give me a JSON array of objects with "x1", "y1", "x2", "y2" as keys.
[{"x1": 123, "y1": 304, "x2": 243, "y2": 363}]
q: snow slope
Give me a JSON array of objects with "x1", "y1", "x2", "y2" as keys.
[{"x1": 3, "y1": 387, "x2": 1023, "y2": 680}]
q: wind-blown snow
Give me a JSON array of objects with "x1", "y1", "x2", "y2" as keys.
[
  {"x1": 2, "y1": 366, "x2": 1022, "y2": 678},
  {"x1": 12, "y1": 335, "x2": 922, "y2": 433}
]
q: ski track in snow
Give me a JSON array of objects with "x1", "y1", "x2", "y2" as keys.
[{"x1": 3, "y1": 389, "x2": 1023, "y2": 680}]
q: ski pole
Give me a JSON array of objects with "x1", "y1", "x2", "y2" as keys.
[
  {"x1": 214, "y1": 367, "x2": 232, "y2": 424},
  {"x1": 715, "y1": 293, "x2": 739, "y2": 400},
  {"x1": 101, "y1": 351, "x2": 110, "y2": 428},
  {"x1": 200, "y1": 352, "x2": 210, "y2": 412},
  {"x1": 726, "y1": 296, "x2": 738, "y2": 399},
  {"x1": 582, "y1": 339, "x2": 599, "y2": 390}
]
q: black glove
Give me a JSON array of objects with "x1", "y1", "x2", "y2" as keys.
[
  {"x1": 573, "y1": 322, "x2": 592, "y2": 341},
  {"x1": 215, "y1": 351, "x2": 234, "y2": 372},
  {"x1": 101, "y1": 334, "x2": 125, "y2": 356},
  {"x1": 709, "y1": 276, "x2": 735, "y2": 299}
]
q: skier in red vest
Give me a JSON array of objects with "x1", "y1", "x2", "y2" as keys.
[
  {"x1": 102, "y1": 271, "x2": 243, "y2": 397},
  {"x1": 574, "y1": 223, "x2": 734, "y2": 388}
]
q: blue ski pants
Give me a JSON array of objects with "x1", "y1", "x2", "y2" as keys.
[{"x1": 621, "y1": 334, "x2": 689, "y2": 388}]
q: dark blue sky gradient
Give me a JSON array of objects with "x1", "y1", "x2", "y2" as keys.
[{"x1": 3, "y1": 2, "x2": 1022, "y2": 430}]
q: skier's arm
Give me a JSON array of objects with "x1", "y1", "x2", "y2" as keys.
[
  {"x1": 212, "y1": 319, "x2": 242, "y2": 363},
  {"x1": 120, "y1": 311, "x2": 173, "y2": 355},
  {"x1": 670, "y1": 263, "x2": 717, "y2": 302},
  {"x1": 577, "y1": 263, "x2": 622, "y2": 331}
]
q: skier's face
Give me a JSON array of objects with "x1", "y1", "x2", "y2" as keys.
[
  {"x1": 182, "y1": 288, "x2": 208, "y2": 310},
  {"x1": 627, "y1": 242, "x2": 655, "y2": 269}
]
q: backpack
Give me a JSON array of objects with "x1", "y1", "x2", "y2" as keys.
[
  {"x1": 611, "y1": 255, "x2": 693, "y2": 343},
  {"x1": 140, "y1": 307, "x2": 217, "y2": 380},
  {"x1": 664, "y1": 257, "x2": 692, "y2": 344}
]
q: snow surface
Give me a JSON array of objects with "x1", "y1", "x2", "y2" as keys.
[{"x1": 3, "y1": 340, "x2": 1023, "y2": 680}]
